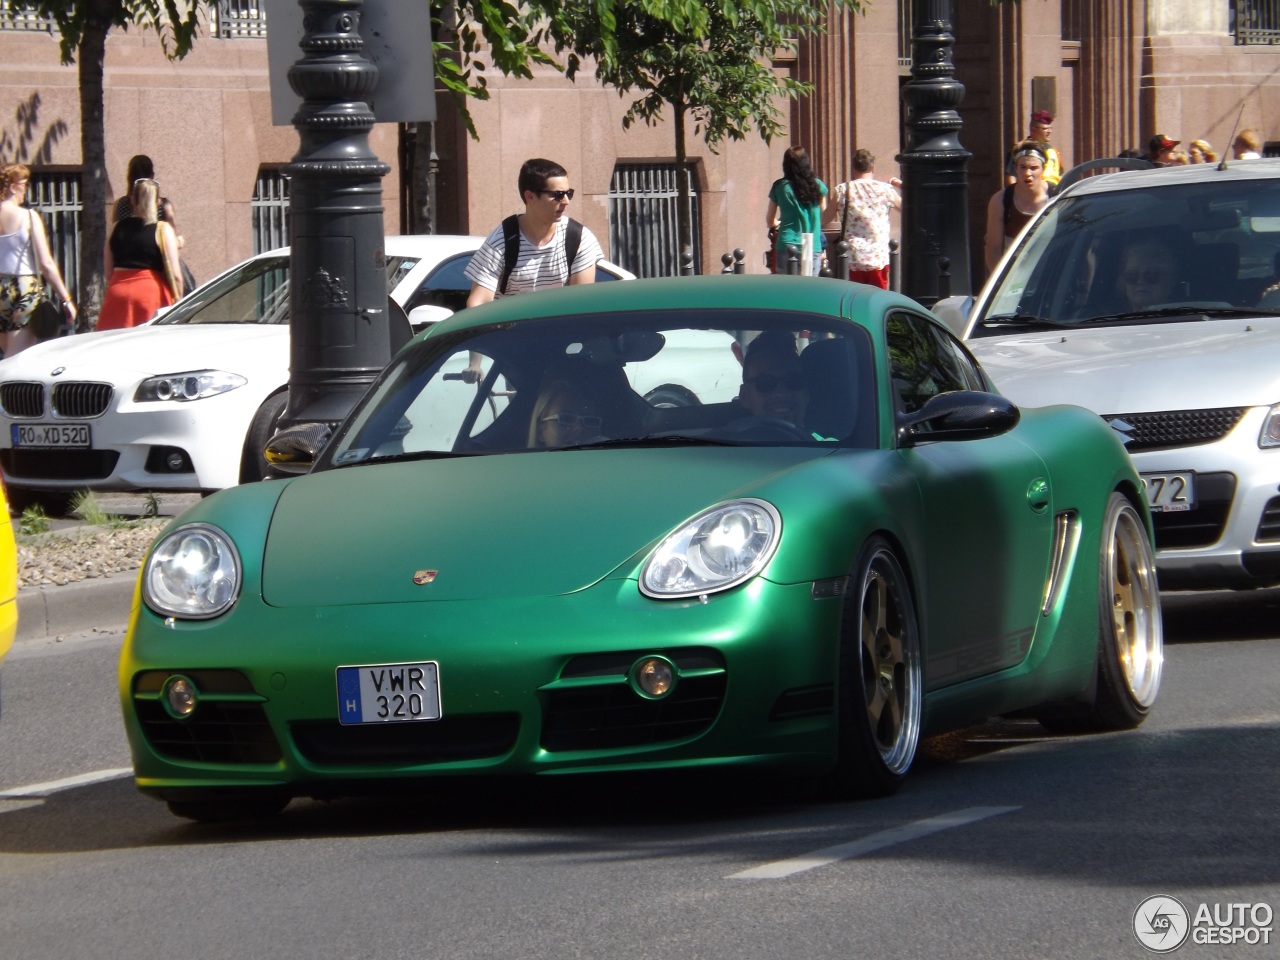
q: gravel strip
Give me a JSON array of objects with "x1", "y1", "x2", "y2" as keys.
[{"x1": 16, "y1": 521, "x2": 167, "y2": 588}]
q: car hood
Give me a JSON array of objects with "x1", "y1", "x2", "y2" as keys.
[
  {"x1": 969, "y1": 317, "x2": 1280, "y2": 413},
  {"x1": 0, "y1": 325, "x2": 285, "y2": 379},
  {"x1": 260, "y1": 447, "x2": 828, "y2": 607}
]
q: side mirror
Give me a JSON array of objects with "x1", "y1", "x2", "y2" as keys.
[
  {"x1": 264, "y1": 422, "x2": 333, "y2": 477},
  {"x1": 897, "y1": 390, "x2": 1020, "y2": 447}
]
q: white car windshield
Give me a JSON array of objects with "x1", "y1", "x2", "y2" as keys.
[
  {"x1": 974, "y1": 175, "x2": 1280, "y2": 336},
  {"x1": 153, "y1": 255, "x2": 421, "y2": 326}
]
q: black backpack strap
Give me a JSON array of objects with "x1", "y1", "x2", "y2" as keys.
[
  {"x1": 564, "y1": 218, "x2": 583, "y2": 281},
  {"x1": 499, "y1": 214, "x2": 521, "y2": 295}
]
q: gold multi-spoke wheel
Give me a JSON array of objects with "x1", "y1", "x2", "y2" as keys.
[{"x1": 831, "y1": 538, "x2": 922, "y2": 798}]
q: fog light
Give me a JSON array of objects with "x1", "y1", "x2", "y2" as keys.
[
  {"x1": 162, "y1": 675, "x2": 198, "y2": 719},
  {"x1": 632, "y1": 656, "x2": 676, "y2": 699}
]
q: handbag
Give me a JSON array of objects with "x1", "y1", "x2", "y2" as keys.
[{"x1": 28, "y1": 294, "x2": 64, "y2": 340}]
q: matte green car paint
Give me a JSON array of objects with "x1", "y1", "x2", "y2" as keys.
[{"x1": 119, "y1": 275, "x2": 1154, "y2": 799}]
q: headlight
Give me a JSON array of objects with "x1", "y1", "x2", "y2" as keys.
[
  {"x1": 640, "y1": 499, "x2": 781, "y2": 599},
  {"x1": 143, "y1": 523, "x2": 241, "y2": 620},
  {"x1": 134, "y1": 370, "x2": 247, "y2": 402},
  {"x1": 1261, "y1": 404, "x2": 1280, "y2": 448}
]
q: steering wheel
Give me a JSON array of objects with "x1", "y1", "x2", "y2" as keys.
[{"x1": 720, "y1": 416, "x2": 811, "y2": 441}]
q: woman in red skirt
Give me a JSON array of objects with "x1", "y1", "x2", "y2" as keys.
[{"x1": 98, "y1": 178, "x2": 182, "y2": 330}]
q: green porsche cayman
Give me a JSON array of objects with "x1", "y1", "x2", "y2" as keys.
[{"x1": 119, "y1": 275, "x2": 1163, "y2": 821}]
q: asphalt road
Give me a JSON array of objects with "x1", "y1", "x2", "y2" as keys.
[{"x1": 0, "y1": 590, "x2": 1277, "y2": 960}]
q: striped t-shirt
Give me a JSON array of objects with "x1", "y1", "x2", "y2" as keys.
[{"x1": 464, "y1": 216, "x2": 603, "y2": 297}]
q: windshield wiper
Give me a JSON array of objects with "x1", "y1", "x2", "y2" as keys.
[
  {"x1": 979, "y1": 313, "x2": 1071, "y2": 329},
  {"x1": 1079, "y1": 306, "x2": 1280, "y2": 324},
  {"x1": 567, "y1": 434, "x2": 741, "y2": 450}
]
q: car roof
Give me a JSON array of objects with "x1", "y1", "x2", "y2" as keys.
[
  {"x1": 423, "y1": 274, "x2": 926, "y2": 336},
  {"x1": 254, "y1": 234, "x2": 484, "y2": 260},
  {"x1": 1061, "y1": 157, "x2": 1280, "y2": 198}
]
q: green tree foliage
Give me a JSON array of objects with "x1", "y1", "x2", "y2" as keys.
[
  {"x1": 29, "y1": 0, "x2": 200, "y2": 329},
  {"x1": 537, "y1": 0, "x2": 868, "y2": 266}
]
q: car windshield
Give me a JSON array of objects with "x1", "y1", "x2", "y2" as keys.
[
  {"x1": 973, "y1": 175, "x2": 1280, "y2": 337},
  {"x1": 153, "y1": 254, "x2": 421, "y2": 326},
  {"x1": 319, "y1": 310, "x2": 877, "y2": 467}
]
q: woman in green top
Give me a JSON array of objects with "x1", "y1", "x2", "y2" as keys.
[{"x1": 767, "y1": 146, "x2": 828, "y2": 275}]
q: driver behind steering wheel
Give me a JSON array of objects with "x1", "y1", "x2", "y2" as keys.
[{"x1": 738, "y1": 330, "x2": 809, "y2": 427}]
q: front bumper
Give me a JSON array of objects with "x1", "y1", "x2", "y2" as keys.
[
  {"x1": 1132, "y1": 408, "x2": 1280, "y2": 589},
  {"x1": 119, "y1": 577, "x2": 846, "y2": 800}
]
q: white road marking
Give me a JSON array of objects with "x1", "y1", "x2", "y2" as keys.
[
  {"x1": 727, "y1": 805, "x2": 1021, "y2": 879},
  {"x1": 0, "y1": 767, "x2": 133, "y2": 800}
]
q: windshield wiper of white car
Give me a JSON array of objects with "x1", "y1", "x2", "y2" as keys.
[
  {"x1": 980, "y1": 313, "x2": 1073, "y2": 329},
  {"x1": 1079, "y1": 306, "x2": 1280, "y2": 324}
]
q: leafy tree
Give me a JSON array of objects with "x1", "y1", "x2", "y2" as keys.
[
  {"x1": 29, "y1": 0, "x2": 199, "y2": 329},
  {"x1": 540, "y1": 0, "x2": 868, "y2": 269}
]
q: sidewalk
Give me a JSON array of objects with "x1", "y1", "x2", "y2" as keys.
[
  {"x1": 16, "y1": 575, "x2": 137, "y2": 641},
  {"x1": 10, "y1": 491, "x2": 198, "y2": 642}
]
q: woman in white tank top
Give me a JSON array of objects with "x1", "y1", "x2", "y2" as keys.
[{"x1": 0, "y1": 162, "x2": 77, "y2": 358}]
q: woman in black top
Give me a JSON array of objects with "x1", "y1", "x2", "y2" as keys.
[{"x1": 98, "y1": 178, "x2": 182, "y2": 330}]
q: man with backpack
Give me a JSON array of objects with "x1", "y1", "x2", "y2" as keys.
[{"x1": 462, "y1": 158, "x2": 604, "y2": 381}]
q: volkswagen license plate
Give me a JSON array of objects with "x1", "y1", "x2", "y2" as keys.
[
  {"x1": 336, "y1": 661, "x2": 441, "y2": 724},
  {"x1": 1141, "y1": 471, "x2": 1195, "y2": 513},
  {"x1": 11, "y1": 422, "x2": 90, "y2": 448}
]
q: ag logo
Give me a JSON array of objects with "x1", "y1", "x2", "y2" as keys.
[{"x1": 1134, "y1": 895, "x2": 1190, "y2": 952}]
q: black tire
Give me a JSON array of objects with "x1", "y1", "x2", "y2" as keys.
[
  {"x1": 1038, "y1": 493, "x2": 1163, "y2": 733},
  {"x1": 239, "y1": 391, "x2": 289, "y2": 484},
  {"x1": 828, "y1": 537, "x2": 923, "y2": 799},
  {"x1": 644, "y1": 384, "x2": 701, "y2": 408},
  {"x1": 166, "y1": 793, "x2": 290, "y2": 823}
]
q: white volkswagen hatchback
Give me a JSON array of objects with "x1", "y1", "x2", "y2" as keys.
[
  {"x1": 0, "y1": 235, "x2": 633, "y2": 510},
  {"x1": 936, "y1": 160, "x2": 1280, "y2": 590}
]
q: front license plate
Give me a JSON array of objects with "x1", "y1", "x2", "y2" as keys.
[
  {"x1": 11, "y1": 422, "x2": 90, "y2": 448},
  {"x1": 1141, "y1": 471, "x2": 1196, "y2": 513},
  {"x1": 336, "y1": 661, "x2": 441, "y2": 724}
]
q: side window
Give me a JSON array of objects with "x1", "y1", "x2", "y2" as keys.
[
  {"x1": 403, "y1": 253, "x2": 474, "y2": 314},
  {"x1": 885, "y1": 311, "x2": 968, "y2": 414},
  {"x1": 927, "y1": 324, "x2": 988, "y2": 392}
]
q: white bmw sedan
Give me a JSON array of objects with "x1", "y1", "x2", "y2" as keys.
[
  {"x1": 936, "y1": 159, "x2": 1280, "y2": 590},
  {"x1": 0, "y1": 235, "x2": 633, "y2": 510}
]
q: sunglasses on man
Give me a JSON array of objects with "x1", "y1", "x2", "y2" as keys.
[{"x1": 539, "y1": 189, "x2": 575, "y2": 202}]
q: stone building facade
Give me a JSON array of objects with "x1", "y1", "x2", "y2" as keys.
[{"x1": 0, "y1": 1, "x2": 1277, "y2": 301}]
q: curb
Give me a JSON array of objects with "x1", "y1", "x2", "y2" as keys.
[{"x1": 15, "y1": 575, "x2": 138, "y2": 641}]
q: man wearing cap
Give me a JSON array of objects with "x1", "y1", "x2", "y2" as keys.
[
  {"x1": 1005, "y1": 110, "x2": 1063, "y2": 185},
  {"x1": 1148, "y1": 134, "x2": 1180, "y2": 167}
]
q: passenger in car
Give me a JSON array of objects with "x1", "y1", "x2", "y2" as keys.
[
  {"x1": 528, "y1": 378, "x2": 605, "y2": 448},
  {"x1": 1115, "y1": 239, "x2": 1180, "y2": 311},
  {"x1": 737, "y1": 331, "x2": 809, "y2": 427}
]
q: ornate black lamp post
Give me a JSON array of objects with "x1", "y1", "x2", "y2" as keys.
[
  {"x1": 280, "y1": 0, "x2": 392, "y2": 430},
  {"x1": 897, "y1": 0, "x2": 972, "y2": 305}
]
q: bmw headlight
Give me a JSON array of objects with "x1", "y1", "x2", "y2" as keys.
[
  {"x1": 1261, "y1": 404, "x2": 1280, "y2": 448},
  {"x1": 640, "y1": 499, "x2": 781, "y2": 599},
  {"x1": 134, "y1": 370, "x2": 247, "y2": 403},
  {"x1": 143, "y1": 523, "x2": 241, "y2": 619}
]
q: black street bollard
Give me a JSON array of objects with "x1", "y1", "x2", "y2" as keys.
[
  {"x1": 733, "y1": 248, "x2": 746, "y2": 274},
  {"x1": 680, "y1": 246, "x2": 696, "y2": 276},
  {"x1": 835, "y1": 240, "x2": 852, "y2": 281},
  {"x1": 938, "y1": 256, "x2": 952, "y2": 300},
  {"x1": 721, "y1": 252, "x2": 735, "y2": 274},
  {"x1": 785, "y1": 244, "x2": 801, "y2": 275},
  {"x1": 889, "y1": 239, "x2": 901, "y2": 292}
]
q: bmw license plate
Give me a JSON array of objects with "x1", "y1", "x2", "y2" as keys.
[
  {"x1": 1140, "y1": 472, "x2": 1195, "y2": 513},
  {"x1": 336, "y1": 661, "x2": 441, "y2": 724},
  {"x1": 11, "y1": 422, "x2": 90, "y2": 448}
]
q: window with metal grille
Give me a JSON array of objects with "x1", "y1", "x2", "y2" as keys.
[
  {"x1": 1234, "y1": 0, "x2": 1280, "y2": 44},
  {"x1": 212, "y1": 0, "x2": 268, "y2": 39},
  {"x1": 27, "y1": 170, "x2": 80, "y2": 301},
  {"x1": 608, "y1": 163, "x2": 701, "y2": 278},
  {"x1": 251, "y1": 168, "x2": 290, "y2": 254},
  {"x1": 0, "y1": 2, "x2": 53, "y2": 33},
  {"x1": 898, "y1": 0, "x2": 915, "y2": 69}
]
